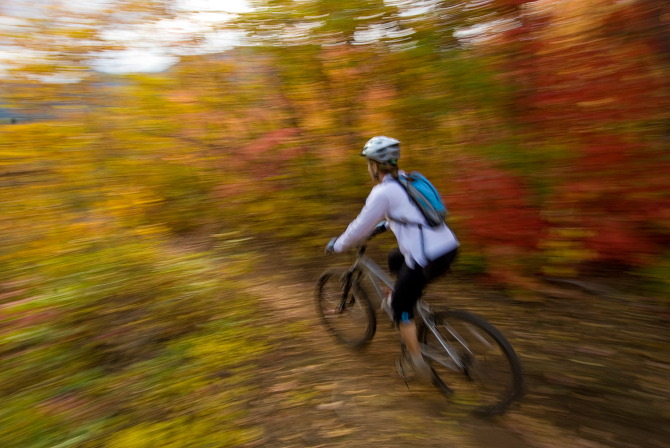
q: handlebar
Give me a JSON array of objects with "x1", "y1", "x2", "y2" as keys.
[
  {"x1": 355, "y1": 220, "x2": 388, "y2": 257},
  {"x1": 328, "y1": 221, "x2": 386, "y2": 258},
  {"x1": 369, "y1": 220, "x2": 388, "y2": 238}
]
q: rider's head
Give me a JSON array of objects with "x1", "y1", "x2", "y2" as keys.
[{"x1": 361, "y1": 136, "x2": 400, "y2": 182}]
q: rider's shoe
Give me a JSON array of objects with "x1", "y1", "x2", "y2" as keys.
[
  {"x1": 412, "y1": 356, "x2": 433, "y2": 383},
  {"x1": 395, "y1": 353, "x2": 433, "y2": 384}
]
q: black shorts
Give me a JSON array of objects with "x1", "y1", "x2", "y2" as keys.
[{"x1": 388, "y1": 247, "x2": 458, "y2": 323}]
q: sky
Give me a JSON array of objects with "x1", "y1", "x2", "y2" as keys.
[
  {"x1": 96, "y1": 0, "x2": 253, "y2": 74},
  {"x1": 94, "y1": 0, "x2": 252, "y2": 74},
  {"x1": 1, "y1": 0, "x2": 440, "y2": 79},
  {"x1": 0, "y1": 0, "x2": 252, "y2": 77}
]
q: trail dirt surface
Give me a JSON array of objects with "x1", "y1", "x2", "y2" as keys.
[{"x1": 240, "y1": 261, "x2": 670, "y2": 448}]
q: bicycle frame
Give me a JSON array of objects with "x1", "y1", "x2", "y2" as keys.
[
  {"x1": 347, "y1": 245, "x2": 468, "y2": 371},
  {"x1": 319, "y1": 240, "x2": 524, "y2": 415},
  {"x1": 353, "y1": 251, "x2": 394, "y2": 302}
]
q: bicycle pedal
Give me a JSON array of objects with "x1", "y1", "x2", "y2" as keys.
[{"x1": 394, "y1": 356, "x2": 411, "y2": 389}]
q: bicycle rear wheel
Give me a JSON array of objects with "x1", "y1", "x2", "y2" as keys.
[
  {"x1": 315, "y1": 269, "x2": 376, "y2": 349},
  {"x1": 420, "y1": 310, "x2": 523, "y2": 416}
]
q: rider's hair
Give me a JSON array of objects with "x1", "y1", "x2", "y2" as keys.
[{"x1": 371, "y1": 159, "x2": 399, "y2": 178}]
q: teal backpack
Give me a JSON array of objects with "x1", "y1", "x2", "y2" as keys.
[{"x1": 395, "y1": 172, "x2": 446, "y2": 227}]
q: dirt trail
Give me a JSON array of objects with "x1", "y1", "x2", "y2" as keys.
[{"x1": 240, "y1": 264, "x2": 670, "y2": 448}]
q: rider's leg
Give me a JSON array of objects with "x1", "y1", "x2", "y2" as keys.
[
  {"x1": 389, "y1": 251, "x2": 425, "y2": 356},
  {"x1": 391, "y1": 249, "x2": 458, "y2": 382},
  {"x1": 392, "y1": 260, "x2": 432, "y2": 381},
  {"x1": 387, "y1": 248, "x2": 404, "y2": 274},
  {"x1": 398, "y1": 319, "x2": 420, "y2": 358},
  {"x1": 398, "y1": 318, "x2": 432, "y2": 382}
]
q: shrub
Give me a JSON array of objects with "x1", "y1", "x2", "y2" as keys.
[{"x1": 0, "y1": 238, "x2": 269, "y2": 448}]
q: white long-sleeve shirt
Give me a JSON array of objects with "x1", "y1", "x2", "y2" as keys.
[{"x1": 333, "y1": 172, "x2": 459, "y2": 268}]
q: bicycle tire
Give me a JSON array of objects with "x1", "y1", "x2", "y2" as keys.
[
  {"x1": 315, "y1": 269, "x2": 376, "y2": 349},
  {"x1": 419, "y1": 309, "x2": 523, "y2": 416}
]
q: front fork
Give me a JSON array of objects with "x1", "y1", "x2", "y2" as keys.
[{"x1": 337, "y1": 269, "x2": 359, "y2": 312}]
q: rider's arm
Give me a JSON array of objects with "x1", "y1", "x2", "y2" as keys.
[{"x1": 333, "y1": 187, "x2": 389, "y2": 253}]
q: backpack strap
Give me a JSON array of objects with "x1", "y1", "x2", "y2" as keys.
[
  {"x1": 392, "y1": 176, "x2": 427, "y2": 227},
  {"x1": 387, "y1": 215, "x2": 431, "y2": 265}
]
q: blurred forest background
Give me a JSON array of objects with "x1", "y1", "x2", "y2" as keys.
[{"x1": 1, "y1": 0, "x2": 669, "y2": 446}]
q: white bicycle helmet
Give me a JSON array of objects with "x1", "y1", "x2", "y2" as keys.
[{"x1": 361, "y1": 136, "x2": 400, "y2": 165}]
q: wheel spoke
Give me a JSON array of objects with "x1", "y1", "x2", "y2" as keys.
[
  {"x1": 316, "y1": 270, "x2": 376, "y2": 349},
  {"x1": 420, "y1": 310, "x2": 523, "y2": 416}
]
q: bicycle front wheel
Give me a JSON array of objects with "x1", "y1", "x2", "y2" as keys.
[
  {"x1": 315, "y1": 269, "x2": 376, "y2": 349},
  {"x1": 420, "y1": 310, "x2": 523, "y2": 416}
]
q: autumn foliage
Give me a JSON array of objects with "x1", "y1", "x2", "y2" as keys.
[
  {"x1": 2, "y1": 0, "x2": 668, "y2": 291},
  {"x1": 0, "y1": 0, "x2": 669, "y2": 445}
]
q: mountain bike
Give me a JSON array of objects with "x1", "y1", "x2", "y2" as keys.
[{"x1": 315, "y1": 239, "x2": 524, "y2": 417}]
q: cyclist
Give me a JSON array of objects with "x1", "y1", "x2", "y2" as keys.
[{"x1": 325, "y1": 136, "x2": 459, "y2": 382}]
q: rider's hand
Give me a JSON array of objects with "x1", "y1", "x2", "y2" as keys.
[{"x1": 325, "y1": 237, "x2": 337, "y2": 255}]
